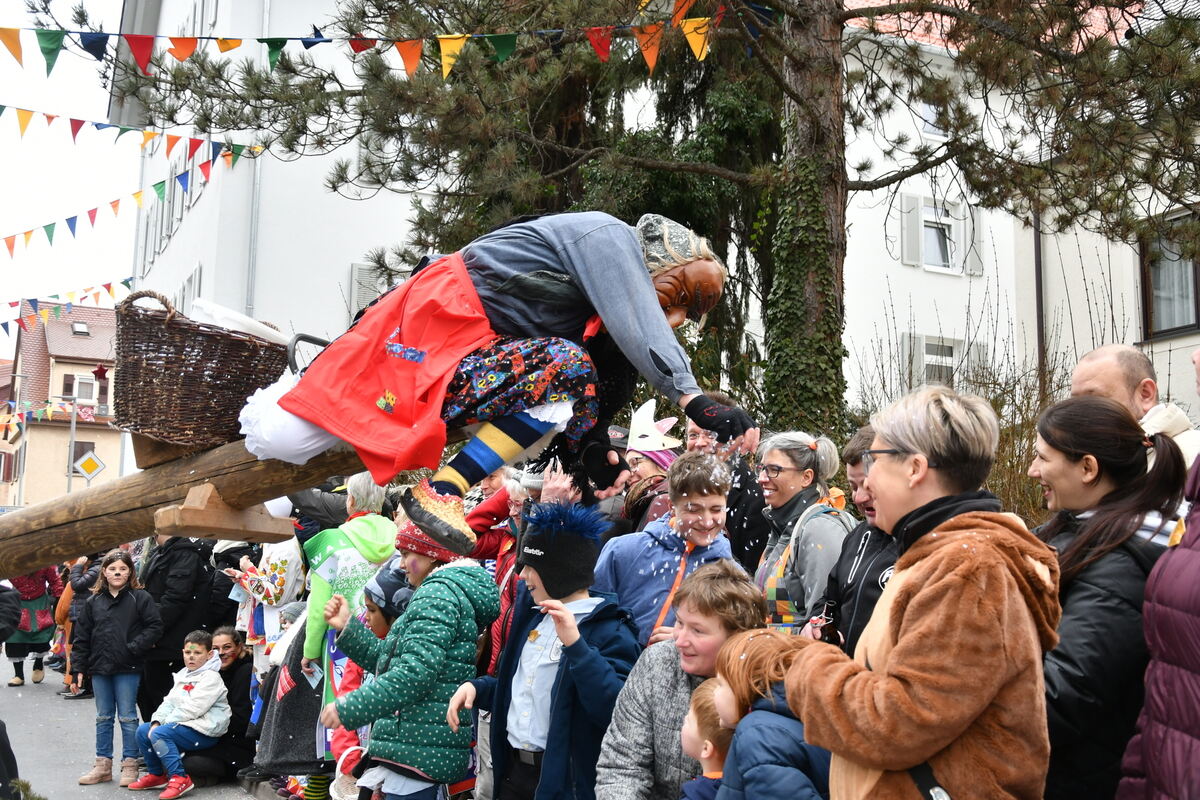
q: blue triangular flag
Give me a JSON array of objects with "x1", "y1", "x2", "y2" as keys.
[
  {"x1": 93, "y1": 122, "x2": 115, "y2": 132},
  {"x1": 175, "y1": 171, "x2": 190, "y2": 192},
  {"x1": 301, "y1": 25, "x2": 332, "y2": 49},
  {"x1": 66, "y1": 216, "x2": 77, "y2": 237},
  {"x1": 65, "y1": 302, "x2": 73, "y2": 313},
  {"x1": 79, "y1": 32, "x2": 109, "y2": 61},
  {"x1": 27, "y1": 299, "x2": 38, "y2": 314},
  {"x1": 1, "y1": 321, "x2": 8, "y2": 336},
  {"x1": 210, "y1": 141, "x2": 223, "y2": 162}
]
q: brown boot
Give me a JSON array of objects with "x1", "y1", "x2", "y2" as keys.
[
  {"x1": 78, "y1": 756, "x2": 113, "y2": 785},
  {"x1": 119, "y1": 757, "x2": 139, "y2": 787}
]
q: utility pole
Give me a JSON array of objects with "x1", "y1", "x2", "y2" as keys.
[
  {"x1": 53, "y1": 395, "x2": 78, "y2": 494},
  {"x1": 11, "y1": 373, "x2": 27, "y2": 507}
]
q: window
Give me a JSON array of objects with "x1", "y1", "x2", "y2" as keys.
[
  {"x1": 71, "y1": 321, "x2": 89, "y2": 335},
  {"x1": 923, "y1": 339, "x2": 957, "y2": 386},
  {"x1": 900, "y1": 195, "x2": 985, "y2": 276},
  {"x1": 917, "y1": 101, "x2": 947, "y2": 138},
  {"x1": 1142, "y1": 232, "x2": 1198, "y2": 336},
  {"x1": 64, "y1": 374, "x2": 97, "y2": 404},
  {"x1": 900, "y1": 333, "x2": 984, "y2": 390},
  {"x1": 69, "y1": 440, "x2": 96, "y2": 475},
  {"x1": 0, "y1": 451, "x2": 12, "y2": 483},
  {"x1": 922, "y1": 204, "x2": 954, "y2": 270}
]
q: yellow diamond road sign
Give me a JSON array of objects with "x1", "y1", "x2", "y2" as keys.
[{"x1": 74, "y1": 450, "x2": 106, "y2": 481}]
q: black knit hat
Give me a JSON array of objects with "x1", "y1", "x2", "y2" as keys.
[{"x1": 517, "y1": 503, "x2": 609, "y2": 599}]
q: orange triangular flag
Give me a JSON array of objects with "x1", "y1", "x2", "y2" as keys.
[
  {"x1": 395, "y1": 39, "x2": 422, "y2": 77},
  {"x1": 437, "y1": 35, "x2": 468, "y2": 79},
  {"x1": 680, "y1": 17, "x2": 712, "y2": 61},
  {"x1": 167, "y1": 37, "x2": 198, "y2": 61},
  {"x1": 0, "y1": 29, "x2": 22, "y2": 66},
  {"x1": 141, "y1": 131, "x2": 159, "y2": 148},
  {"x1": 221, "y1": 150, "x2": 233, "y2": 167},
  {"x1": 165, "y1": 133, "x2": 181, "y2": 156},
  {"x1": 633, "y1": 24, "x2": 663, "y2": 74},
  {"x1": 22, "y1": 230, "x2": 33, "y2": 246},
  {"x1": 25, "y1": 314, "x2": 36, "y2": 328},
  {"x1": 43, "y1": 113, "x2": 57, "y2": 126},
  {"x1": 216, "y1": 38, "x2": 241, "y2": 53},
  {"x1": 132, "y1": 190, "x2": 144, "y2": 208},
  {"x1": 3, "y1": 236, "x2": 14, "y2": 258},
  {"x1": 91, "y1": 291, "x2": 101, "y2": 304},
  {"x1": 198, "y1": 160, "x2": 212, "y2": 181},
  {"x1": 15, "y1": 108, "x2": 33, "y2": 137},
  {"x1": 671, "y1": 0, "x2": 697, "y2": 27},
  {"x1": 110, "y1": 199, "x2": 121, "y2": 216}
]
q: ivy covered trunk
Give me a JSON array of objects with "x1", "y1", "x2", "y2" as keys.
[{"x1": 763, "y1": 0, "x2": 848, "y2": 434}]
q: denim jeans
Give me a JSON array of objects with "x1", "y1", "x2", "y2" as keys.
[
  {"x1": 135, "y1": 722, "x2": 219, "y2": 777},
  {"x1": 92, "y1": 672, "x2": 141, "y2": 759},
  {"x1": 383, "y1": 786, "x2": 442, "y2": 800}
]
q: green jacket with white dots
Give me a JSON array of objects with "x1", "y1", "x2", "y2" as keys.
[{"x1": 334, "y1": 558, "x2": 500, "y2": 784}]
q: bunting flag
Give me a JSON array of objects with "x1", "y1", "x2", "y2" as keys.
[
  {"x1": 230, "y1": 143, "x2": 245, "y2": 166},
  {"x1": 633, "y1": 23, "x2": 664, "y2": 74},
  {"x1": 348, "y1": 34, "x2": 377, "y2": 53},
  {"x1": 123, "y1": 33, "x2": 155, "y2": 75},
  {"x1": 4, "y1": 236, "x2": 14, "y2": 257},
  {"x1": 38, "y1": 309, "x2": 48, "y2": 325},
  {"x1": 258, "y1": 38, "x2": 287, "y2": 71},
  {"x1": 198, "y1": 160, "x2": 212, "y2": 181},
  {"x1": 69, "y1": 118, "x2": 85, "y2": 141},
  {"x1": 103, "y1": 282, "x2": 114, "y2": 298},
  {"x1": 167, "y1": 36, "x2": 198, "y2": 61},
  {"x1": 35, "y1": 29, "x2": 66, "y2": 76},
  {"x1": 216, "y1": 38, "x2": 241, "y2": 52},
  {"x1": 42, "y1": 223, "x2": 54, "y2": 244},
  {"x1": 394, "y1": 39, "x2": 422, "y2": 76},
  {"x1": 132, "y1": 190, "x2": 144, "y2": 208},
  {"x1": 484, "y1": 33, "x2": 517, "y2": 63},
  {"x1": 87, "y1": 208, "x2": 97, "y2": 227},
  {"x1": 186, "y1": 137, "x2": 204, "y2": 160},
  {"x1": 165, "y1": 133, "x2": 181, "y2": 156},
  {"x1": 302, "y1": 26, "x2": 332, "y2": 50},
  {"x1": 586, "y1": 27, "x2": 614, "y2": 63},
  {"x1": 681, "y1": 17, "x2": 713, "y2": 61},
  {"x1": 66, "y1": 216, "x2": 77, "y2": 237},
  {"x1": 152, "y1": 180, "x2": 166, "y2": 201},
  {"x1": 210, "y1": 141, "x2": 223, "y2": 162},
  {"x1": 0, "y1": 28, "x2": 22, "y2": 66},
  {"x1": 23, "y1": 231, "x2": 33, "y2": 246},
  {"x1": 27, "y1": 299, "x2": 37, "y2": 314},
  {"x1": 437, "y1": 35, "x2": 469, "y2": 78},
  {"x1": 175, "y1": 171, "x2": 190, "y2": 193},
  {"x1": 15, "y1": 108, "x2": 33, "y2": 137},
  {"x1": 141, "y1": 130, "x2": 159, "y2": 148},
  {"x1": 110, "y1": 199, "x2": 121, "y2": 216},
  {"x1": 79, "y1": 32, "x2": 109, "y2": 61},
  {"x1": 672, "y1": 0, "x2": 698, "y2": 27}
]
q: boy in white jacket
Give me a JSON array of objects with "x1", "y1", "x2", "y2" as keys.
[{"x1": 129, "y1": 630, "x2": 231, "y2": 799}]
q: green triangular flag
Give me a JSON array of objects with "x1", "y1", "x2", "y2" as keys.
[
  {"x1": 256, "y1": 38, "x2": 287, "y2": 71},
  {"x1": 52, "y1": 304, "x2": 61, "y2": 318},
  {"x1": 121, "y1": 278, "x2": 132, "y2": 289},
  {"x1": 35, "y1": 409, "x2": 44, "y2": 421},
  {"x1": 152, "y1": 180, "x2": 166, "y2": 202},
  {"x1": 36, "y1": 29, "x2": 67, "y2": 76},
  {"x1": 116, "y1": 126, "x2": 139, "y2": 139},
  {"x1": 43, "y1": 222, "x2": 55, "y2": 244},
  {"x1": 0, "y1": 105, "x2": 5, "y2": 117},
  {"x1": 230, "y1": 143, "x2": 245, "y2": 167},
  {"x1": 484, "y1": 33, "x2": 517, "y2": 63}
]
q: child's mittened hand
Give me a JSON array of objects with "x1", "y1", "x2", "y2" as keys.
[
  {"x1": 540, "y1": 599, "x2": 580, "y2": 646},
  {"x1": 446, "y1": 682, "x2": 476, "y2": 732},
  {"x1": 324, "y1": 594, "x2": 350, "y2": 630}
]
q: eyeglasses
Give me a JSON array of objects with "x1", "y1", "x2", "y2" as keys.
[
  {"x1": 686, "y1": 431, "x2": 716, "y2": 441},
  {"x1": 757, "y1": 463, "x2": 801, "y2": 479},
  {"x1": 627, "y1": 455, "x2": 648, "y2": 469},
  {"x1": 861, "y1": 449, "x2": 904, "y2": 475}
]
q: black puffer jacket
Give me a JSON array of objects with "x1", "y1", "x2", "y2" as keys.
[
  {"x1": 1041, "y1": 516, "x2": 1166, "y2": 800},
  {"x1": 0, "y1": 584, "x2": 20, "y2": 643},
  {"x1": 68, "y1": 555, "x2": 103, "y2": 622},
  {"x1": 139, "y1": 537, "x2": 211, "y2": 660},
  {"x1": 72, "y1": 587, "x2": 163, "y2": 676},
  {"x1": 725, "y1": 457, "x2": 770, "y2": 572},
  {"x1": 811, "y1": 520, "x2": 899, "y2": 656}
]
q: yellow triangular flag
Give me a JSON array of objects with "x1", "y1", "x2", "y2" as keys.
[
  {"x1": 437, "y1": 35, "x2": 468, "y2": 78},
  {"x1": 132, "y1": 190, "x2": 144, "y2": 208},
  {"x1": 16, "y1": 108, "x2": 33, "y2": 138},
  {"x1": 45, "y1": 402, "x2": 53, "y2": 421},
  {"x1": 23, "y1": 230, "x2": 33, "y2": 246},
  {"x1": 251, "y1": 145, "x2": 265, "y2": 154},
  {"x1": 680, "y1": 17, "x2": 712, "y2": 61},
  {"x1": 106, "y1": 284, "x2": 116, "y2": 298},
  {"x1": 216, "y1": 38, "x2": 241, "y2": 53},
  {"x1": 38, "y1": 309, "x2": 49, "y2": 325},
  {"x1": 141, "y1": 131, "x2": 159, "y2": 148},
  {"x1": 0, "y1": 28, "x2": 22, "y2": 66},
  {"x1": 66, "y1": 291, "x2": 76, "y2": 302}
]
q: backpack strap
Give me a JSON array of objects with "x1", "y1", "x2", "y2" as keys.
[{"x1": 909, "y1": 762, "x2": 952, "y2": 800}]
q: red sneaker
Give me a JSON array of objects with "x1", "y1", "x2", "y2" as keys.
[
  {"x1": 157, "y1": 775, "x2": 194, "y2": 799},
  {"x1": 127, "y1": 773, "x2": 168, "y2": 791}
]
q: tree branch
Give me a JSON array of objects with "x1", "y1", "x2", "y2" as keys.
[{"x1": 847, "y1": 143, "x2": 960, "y2": 190}]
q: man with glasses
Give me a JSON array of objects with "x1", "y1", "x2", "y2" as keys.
[{"x1": 684, "y1": 391, "x2": 769, "y2": 572}]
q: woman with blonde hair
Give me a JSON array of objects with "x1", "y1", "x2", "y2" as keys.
[{"x1": 784, "y1": 385, "x2": 1062, "y2": 799}]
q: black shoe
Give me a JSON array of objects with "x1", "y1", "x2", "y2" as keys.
[
  {"x1": 63, "y1": 689, "x2": 93, "y2": 699},
  {"x1": 236, "y1": 765, "x2": 274, "y2": 782}
]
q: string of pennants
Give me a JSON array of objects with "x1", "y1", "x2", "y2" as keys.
[
  {"x1": 0, "y1": 1, "x2": 725, "y2": 80},
  {"x1": 2, "y1": 397, "x2": 104, "y2": 436},
  {"x1": 1, "y1": 279, "x2": 133, "y2": 336},
  {"x1": 0, "y1": 103, "x2": 265, "y2": 166},
  {"x1": 1, "y1": 135, "x2": 253, "y2": 261}
]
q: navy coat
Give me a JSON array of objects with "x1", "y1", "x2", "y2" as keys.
[{"x1": 472, "y1": 584, "x2": 641, "y2": 800}]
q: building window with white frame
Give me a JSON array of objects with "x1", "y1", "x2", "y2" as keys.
[
  {"x1": 63, "y1": 374, "x2": 97, "y2": 405},
  {"x1": 922, "y1": 203, "x2": 955, "y2": 271},
  {"x1": 1142, "y1": 231, "x2": 1198, "y2": 336}
]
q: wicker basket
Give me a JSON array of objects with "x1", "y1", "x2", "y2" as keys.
[{"x1": 114, "y1": 290, "x2": 289, "y2": 448}]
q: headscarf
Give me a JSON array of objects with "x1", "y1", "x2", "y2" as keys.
[{"x1": 636, "y1": 214, "x2": 723, "y2": 275}]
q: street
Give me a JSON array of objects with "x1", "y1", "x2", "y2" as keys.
[{"x1": 0, "y1": 674, "x2": 254, "y2": 799}]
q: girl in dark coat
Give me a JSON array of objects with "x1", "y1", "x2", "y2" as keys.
[
  {"x1": 1029, "y1": 396, "x2": 1186, "y2": 799},
  {"x1": 72, "y1": 549, "x2": 163, "y2": 787}
]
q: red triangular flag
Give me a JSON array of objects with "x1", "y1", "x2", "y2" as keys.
[
  {"x1": 43, "y1": 113, "x2": 57, "y2": 126},
  {"x1": 187, "y1": 138, "x2": 204, "y2": 160},
  {"x1": 123, "y1": 33, "x2": 155, "y2": 75},
  {"x1": 671, "y1": 0, "x2": 697, "y2": 27},
  {"x1": 348, "y1": 34, "x2": 377, "y2": 53},
  {"x1": 69, "y1": 118, "x2": 85, "y2": 141},
  {"x1": 87, "y1": 208, "x2": 98, "y2": 227},
  {"x1": 165, "y1": 133, "x2": 181, "y2": 156},
  {"x1": 586, "y1": 27, "x2": 614, "y2": 63},
  {"x1": 198, "y1": 160, "x2": 212, "y2": 181}
]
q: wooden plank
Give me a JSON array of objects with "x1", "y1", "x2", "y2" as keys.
[
  {"x1": 0, "y1": 441, "x2": 364, "y2": 579},
  {"x1": 131, "y1": 433, "x2": 200, "y2": 469},
  {"x1": 154, "y1": 484, "x2": 294, "y2": 543}
]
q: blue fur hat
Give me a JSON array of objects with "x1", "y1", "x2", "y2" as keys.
[{"x1": 518, "y1": 503, "x2": 608, "y2": 599}]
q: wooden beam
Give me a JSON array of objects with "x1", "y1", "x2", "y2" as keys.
[
  {"x1": 154, "y1": 484, "x2": 295, "y2": 543},
  {"x1": 0, "y1": 441, "x2": 364, "y2": 579}
]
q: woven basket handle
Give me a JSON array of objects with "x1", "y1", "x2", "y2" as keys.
[{"x1": 119, "y1": 289, "x2": 178, "y2": 324}]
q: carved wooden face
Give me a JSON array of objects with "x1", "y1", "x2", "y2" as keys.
[{"x1": 653, "y1": 258, "x2": 725, "y2": 329}]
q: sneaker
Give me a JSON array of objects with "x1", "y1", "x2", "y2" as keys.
[
  {"x1": 63, "y1": 689, "x2": 93, "y2": 699},
  {"x1": 128, "y1": 773, "x2": 168, "y2": 791},
  {"x1": 158, "y1": 775, "x2": 194, "y2": 799},
  {"x1": 400, "y1": 479, "x2": 476, "y2": 555}
]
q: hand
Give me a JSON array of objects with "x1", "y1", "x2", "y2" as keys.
[
  {"x1": 594, "y1": 461, "x2": 631, "y2": 500},
  {"x1": 798, "y1": 622, "x2": 819, "y2": 640},
  {"x1": 681, "y1": 395, "x2": 760, "y2": 455},
  {"x1": 239, "y1": 555, "x2": 255, "y2": 572},
  {"x1": 540, "y1": 462, "x2": 582, "y2": 505},
  {"x1": 74, "y1": 673, "x2": 84, "y2": 689},
  {"x1": 301, "y1": 657, "x2": 315, "y2": 677},
  {"x1": 324, "y1": 594, "x2": 350, "y2": 631},
  {"x1": 647, "y1": 625, "x2": 675, "y2": 645},
  {"x1": 222, "y1": 568, "x2": 244, "y2": 580},
  {"x1": 580, "y1": 438, "x2": 630, "y2": 494},
  {"x1": 539, "y1": 599, "x2": 580, "y2": 647},
  {"x1": 74, "y1": 556, "x2": 88, "y2": 567},
  {"x1": 446, "y1": 682, "x2": 477, "y2": 733},
  {"x1": 319, "y1": 702, "x2": 341, "y2": 729}
]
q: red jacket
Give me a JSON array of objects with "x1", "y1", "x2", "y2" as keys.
[
  {"x1": 11, "y1": 567, "x2": 63, "y2": 601},
  {"x1": 280, "y1": 252, "x2": 497, "y2": 483},
  {"x1": 468, "y1": 488, "x2": 520, "y2": 676}
]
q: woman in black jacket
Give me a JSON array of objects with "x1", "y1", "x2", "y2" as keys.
[
  {"x1": 182, "y1": 626, "x2": 256, "y2": 782},
  {"x1": 1029, "y1": 397, "x2": 1186, "y2": 799},
  {"x1": 72, "y1": 550, "x2": 163, "y2": 787}
]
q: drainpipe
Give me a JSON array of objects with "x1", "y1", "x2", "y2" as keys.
[{"x1": 1033, "y1": 210, "x2": 1046, "y2": 399}]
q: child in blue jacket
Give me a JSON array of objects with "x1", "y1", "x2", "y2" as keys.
[
  {"x1": 447, "y1": 503, "x2": 641, "y2": 800},
  {"x1": 712, "y1": 629, "x2": 830, "y2": 800}
]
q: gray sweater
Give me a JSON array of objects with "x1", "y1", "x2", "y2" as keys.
[{"x1": 595, "y1": 640, "x2": 703, "y2": 800}]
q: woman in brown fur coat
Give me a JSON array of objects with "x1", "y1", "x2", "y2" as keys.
[{"x1": 784, "y1": 386, "x2": 1063, "y2": 800}]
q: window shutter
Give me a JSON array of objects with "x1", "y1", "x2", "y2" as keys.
[
  {"x1": 900, "y1": 195, "x2": 922, "y2": 267},
  {"x1": 63, "y1": 375, "x2": 74, "y2": 396},
  {"x1": 966, "y1": 205, "x2": 985, "y2": 276},
  {"x1": 900, "y1": 332, "x2": 926, "y2": 390}
]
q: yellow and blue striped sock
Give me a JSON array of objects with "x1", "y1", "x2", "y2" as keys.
[{"x1": 431, "y1": 411, "x2": 556, "y2": 496}]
